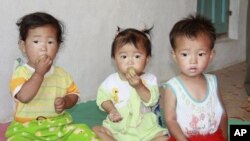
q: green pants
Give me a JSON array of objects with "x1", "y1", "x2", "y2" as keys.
[{"x1": 5, "y1": 112, "x2": 99, "y2": 141}]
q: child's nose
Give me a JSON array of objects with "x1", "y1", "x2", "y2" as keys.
[
  {"x1": 128, "y1": 58, "x2": 134, "y2": 65},
  {"x1": 41, "y1": 44, "x2": 47, "y2": 51},
  {"x1": 190, "y1": 55, "x2": 197, "y2": 64}
]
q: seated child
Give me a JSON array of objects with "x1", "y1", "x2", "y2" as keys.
[
  {"x1": 92, "y1": 27, "x2": 168, "y2": 141},
  {"x1": 163, "y1": 14, "x2": 228, "y2": 141},
  {"x1": 5, "y1": 12, "x2": 99, "y2": 141}
]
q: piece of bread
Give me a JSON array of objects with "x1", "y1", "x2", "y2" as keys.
[{"x1": 127, "y1": 67, "x2": 136, "y2": 75}]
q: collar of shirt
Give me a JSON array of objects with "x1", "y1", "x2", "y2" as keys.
[{"x1": 24, "y1": 63, "x2": 55, "y2": 77}]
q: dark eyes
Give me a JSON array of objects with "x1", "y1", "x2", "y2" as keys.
[
  {"x1": 33, "y1": 41, "x2": 54, "y2": 44},
  {"x1": 120, "y1": 55, "x2": 141, "y2": 59},
  {"x1": 180, "y1": 53, "x2": 206, "y2": 57},
  {"x1": 198, "y1": 53, "x2": 206, "y2": 56},
  {"x1": 181, "y1": 53, "x2": 187, "y2": 57},
  {"x1": 135, "y1": 55, "x2": 140, "y2": 58},
  {"x1": 121, "y1": 55, "x2": 127, "y2": 59}
]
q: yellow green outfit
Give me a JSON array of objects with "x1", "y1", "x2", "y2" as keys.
[
  {"x1": 96, "y1": 72, "x2": 168, "y2": 141},
  {"x1": 6, "y1": 63, "x2": 98, "y2": 141}
]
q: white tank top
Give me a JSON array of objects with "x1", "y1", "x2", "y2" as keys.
[{"x1": 165, "y1": 74, "x2": 223, "y2": 137}]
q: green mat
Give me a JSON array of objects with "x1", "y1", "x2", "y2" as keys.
[
  {"x1": 66, "y1": 100, "x2": 107, "y2": 127},
  {"x1": 67, "y1": 100, "x2": 250, "y2": 129}
]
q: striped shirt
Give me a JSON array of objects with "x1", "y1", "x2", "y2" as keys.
[{"x1": 10, "y1": 64, "x2": 79, "y2": 123}]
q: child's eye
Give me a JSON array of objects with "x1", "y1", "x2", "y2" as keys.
[
  {"x1": 48, "y1": 41, "x2": 54, "y2": 44},
  {"x1": 120, "y1": 55, "x2": 127, "y2": 59},
  {"x1": 135, "y1": 55, "x2": 141, "y2": 59},
  {"x1": 198, "y1": 53, "x2": 206, "y2": 56},
  {"x1": 33, "y1": 40, "x2": 39, "y2": 44},
  {"x1": 181, "y1": 53, "x2": 187, "y2": 57}
]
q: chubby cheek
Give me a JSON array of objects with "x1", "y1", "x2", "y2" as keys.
[
  {"x1": 179, "y1": 62, "x2": 189, "y2": 71},
  {"x1": 176, "y1": 58, "x2": 187, "y2": 68},
  {"x1": 47, "y1": 48, "x2": 58, "y2": 60},
  {"x1": 118, "y1": 64, "x2": 128, "y2": 74},
  {"x1": 135, "y1": 62, "x2": 146, "y2": 73},
  {"x1": 199, "y1": 61, "x2": 209, "y2": 71},
  {"x1": 48, "y1": 52, "x2": 57, "y2": 60},
  {"x1": 25, "y1": 49, "x2": 39, "y2": 60},
  {"x1": 114, "y1": 60, "x2": 126, "y2": 73}
]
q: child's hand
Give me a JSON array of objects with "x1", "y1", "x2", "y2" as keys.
[
  {"x1": 108, "y1": 109, "x2": 122, "y2": 122},
  {"x1": 54, "y1": 97, "x2": 65, "y2": 114},
  {"x1": 126, "y1": 67, "x2": 144, "y2": 89},
  {"x1": 35, "y1": 55, "x2": 52, "y2": 76}
]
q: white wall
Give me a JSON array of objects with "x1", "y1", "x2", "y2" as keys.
[
  {"x1": 208, "y1": 0, "x2": 248, "y2": 71},
  {"x1": 0, "y1": 0, "x2": 247, "y2": 123}
]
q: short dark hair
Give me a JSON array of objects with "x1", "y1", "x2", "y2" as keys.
[
  {"x1": 111, "y1": 27, "x2": 153, "y2": 58},
  {"x1": 16, "y1": 12, "x2": 64, "y2": 46},
  {"x1": 169, "y1": 14, "x2": 216, "y2": 50}
]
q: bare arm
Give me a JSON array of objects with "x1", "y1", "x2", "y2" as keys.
[
  {"x1": 63, "y1": 94, "x2": 79, "y2": 109},
  {"x1": 218, "y1": 87, "x2": 228, "y2": 140},
  {"x1": 164, "y1": 87, "x2": 188, "y2": 141},
  {"x1": 101, "y1": 100, "x2": 122, "y2": 122},
  {"x1": 55, "y1": 94, "x2": 79, "y2": 114},
  {"x1": 15, "y1": 56, "x2": 52, "y2": 103},
  {"x1": 126, "y1": 71, "x2": 150, "y2": 102},
  {"x1": 101, "y1": 100, "x2": 116, "y2": 113},
  {"x1": 220, "y1": 112, "x2": 228, "y2": 140},
  {"x1": 134, "y1": 82, "x2": 151, "y2": 103}
]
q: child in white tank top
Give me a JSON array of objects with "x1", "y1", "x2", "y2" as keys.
[{"x1": 163, "y1": 14, "x2": 228, "y2": 141}]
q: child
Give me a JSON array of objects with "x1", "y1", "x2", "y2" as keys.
[
  {"x1": 5, "y1": 12, "x2": 99, "y2": 141},
  {"x1": 163, "y1": 14, "x2": 228, "y2": 141},
  {"x1": 92, "y1": 28, "x2": 168, "y2": 141}
]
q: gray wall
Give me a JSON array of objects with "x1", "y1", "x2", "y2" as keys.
[
  {"x1": 247, "y1": 0, "x2": 250, "y2": 63},
  {"x1": 0, "y1": 0, "x2": 248, "y2": 123}
]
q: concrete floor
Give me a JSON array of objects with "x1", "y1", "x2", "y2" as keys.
[{"x1": 213, "y1": 62, "x2": 250, "y2": 121}]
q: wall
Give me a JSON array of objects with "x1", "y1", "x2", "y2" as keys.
[
  {"x1": 208, "y1": 0, "x2": 248, "y2": 71},
  {"x1": 0, "y1": 0, "x2": 247, "y2": 123},
  {"x1": 247, "y1": 0, "x2": 250, "y2": 63}
]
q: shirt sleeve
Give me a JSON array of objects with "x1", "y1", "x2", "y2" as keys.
[
  {"x1": 10, "y1": 66, "x2": 28, "y2": 97},
  {"x1": 67, "y1": 81, "x2": 79, "y2": 95},
  {"x1": 63, "y1": 70, "x2": 79, "y2": 96},
  {"x1": 96, "y1": 85, "x2": 112, "y2": 111},
  {"x1": 141, "y1": 74, "x2": 160, "y2": 107}
]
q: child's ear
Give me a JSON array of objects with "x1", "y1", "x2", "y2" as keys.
[
  {"x1": 209, "y1": 49, "x2": 215, "y2": 62},
  {"x1": 19, "y1": 40, "x2": 26, "y2": 53},
  {"x1": 171, "y1": 50, "x2": 177, "y2": 62},
  {"x1": 146, "y1": 56, "x2": 150, "y2": 64}
]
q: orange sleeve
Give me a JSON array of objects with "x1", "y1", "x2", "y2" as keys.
[
  {"x1": 10, "y1": 78, "x2": 26, "y2": 95},
  {"x1": 67, "y1": 81, "x2": 79, "y2": 95}
]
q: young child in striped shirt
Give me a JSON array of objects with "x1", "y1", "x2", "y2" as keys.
[{"x1": 5, "y1": 12, "x2": 99, "y2": 141}]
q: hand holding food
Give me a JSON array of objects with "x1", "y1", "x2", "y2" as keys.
[
  {"x1": 127, "y1": 67, "x2": 136, "y2": 75},
  {"x1": 35, "y1": 55, "x2": 52, "y2": 76}
]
